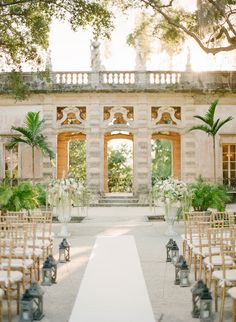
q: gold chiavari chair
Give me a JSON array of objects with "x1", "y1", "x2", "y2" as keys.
[
  {"x1": 5, "y1": 211, "x2": 28, "y2": 225},
  {"x1": 0, "y1": 287, "x2": 3, "y2": 322},
  {"x1": 228, "y1": 287, "x2": 236, "y2": 322},
  {"x1": 0, "y1": 240, "x2": 23, "y2": 322},
  {"x1": 186, "y1": 214, "x2": 211, "y2": 275},
  {"x1": 204, "y1": 227, "x2": 234, "y2": 288},
  {"x1": 29, "y1": 211, "x2": 53, "y2": 259},
  {"x1": 211, "y1": 212, "x2": 235, "y2": 228},
  {"x1": 212, "y1": 226, "x2": 236, "y2": 322}
]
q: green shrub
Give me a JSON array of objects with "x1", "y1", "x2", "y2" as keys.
[
  {"x1": 35, "y1": 183, "x2": 47, "y2": 206},
  {"x1": 0, "y1": 182, "x2": 38, "y2": 211},
  {"x1": 190, "y1": 176, "x2": 231, "y2": 211}
]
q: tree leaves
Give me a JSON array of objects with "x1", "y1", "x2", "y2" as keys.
[{"x1": 0, "y1": 0, "x2": 113, "y2": 69}]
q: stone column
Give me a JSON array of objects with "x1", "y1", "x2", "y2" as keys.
[
  {"x1": 181, "y1": 105, "x2": 197, "y2": 182},
  {"x1": 0, "y1": 140, "x2": 5, "y2": 179},
  {"x1": 133, "y1": 130, "x2": 151, "y2": 195},
  {"x1": 86, "y1": 103, "x2": 104, "y2": 194},
  {"x1": 42, "y1": 106, "x2": 57, "y2": 181},
  {"x1": 86, "y1": 129, "x2": 104, "y2": 193},
  {"x1": 133, "y1": 101, "x2": 151, "y2": 195}
]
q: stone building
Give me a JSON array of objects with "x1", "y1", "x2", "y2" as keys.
[{"x1": 0, "y1": 70, "x2": 236, "y2": 195}]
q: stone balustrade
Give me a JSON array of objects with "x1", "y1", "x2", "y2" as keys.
[{"x1": 0, "y1": 70, "x2": 236, "y2": 92}]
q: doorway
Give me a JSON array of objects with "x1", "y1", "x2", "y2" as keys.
[{"x1": 104, "y1": 132, "x2": 133, "y2": 193}]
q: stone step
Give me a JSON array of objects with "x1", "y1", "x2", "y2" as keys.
[
  {"x1": 102, "y1": 196, "x2": 136, "y2": 199},
  {"x1": 91, "y1": 203, "x2": 148, "y2": 207},
  {"x1": 99, "y1": 198, "x2": 139, "y2": 204}
]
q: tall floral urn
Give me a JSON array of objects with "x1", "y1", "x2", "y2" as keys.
[
  {"x1": 48, "y1": 178, "x2": 81, "y2": 238},
  {"x1": 164, "y1": 203, "x2": 179, "y2": 236},
  {"x1": 151, "y1": 178, "x2": 190, "y2": 237},
  {"x1": 56, "y1": 196, "x2": 72, "y2": 237}
]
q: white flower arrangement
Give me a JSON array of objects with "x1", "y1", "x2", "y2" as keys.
[
  {"x1": 153, "y1": 178, "x2": 190, "y2": 207},
  {"x1": 48, "y1": 178, "x2": 83, "y2": 207}
]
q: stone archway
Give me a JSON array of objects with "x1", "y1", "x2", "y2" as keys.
[
  {"x1": 57, "y1": 132, "x2": 86, "y2": 178},
  {"x1": 152, "y1": 131, "x2": 181, "y2": 179},
  {"x1": 104, "y1": 132, "x2": 133, "y2": 193}
]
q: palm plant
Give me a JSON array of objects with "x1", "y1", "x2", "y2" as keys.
[
  {"x1": 188, "y1": 100, "x2": 233, "y2": 182},
  {"x1": 7, "y1": 112, "x2": 55, "y2": 183}
]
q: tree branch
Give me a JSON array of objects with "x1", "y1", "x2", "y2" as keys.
[
  {"x1": 141, "y1": 0, "x2": 236, "y2": 54},
  {"x1": 0, "y1": 0, "x2": 51, "y2": 7},
  {"x1": 207, "y1": 0, "x2": 236, "y2": 37}
]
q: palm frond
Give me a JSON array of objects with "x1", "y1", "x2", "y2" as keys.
[
  {"x1": 214, "y1": 116, "x2": 233, "y2": 134},
  {"x1": 25, "y1": 112, "x2": 44, "y2": 139},
  {"x1": 211, "y1": 118, "x2": 220, "y2": 135},
  {"x1": 6, "y1": 137, "x2": 29, "y2": 150},
  {"x1": 193, "y1": 115, "x2": 210, "y2": 125},
  {"x1": 205, "y1": 99, "x2": 218, "y2": 126},
  {"x1": 37, "y1": 135, "x2": 55, "y2": 159},
  {"x1": 188, "y1": 125, "x2": 211, "y2": 134},
  {"x1": 11, "y1": 126, "x2": 33, "y2": 141}
]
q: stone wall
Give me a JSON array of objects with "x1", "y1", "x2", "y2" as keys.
[{"x1": 0, "y1": 92, "x2": 235, "y2": 193}]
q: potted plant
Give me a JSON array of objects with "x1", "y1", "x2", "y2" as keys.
[{"x1": 190, "y1": 176, "x2": 231, "y2": 212}]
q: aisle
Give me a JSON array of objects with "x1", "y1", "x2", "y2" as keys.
[{"x1": 69, "y1": 236, "x2": 156, "y2": 322}]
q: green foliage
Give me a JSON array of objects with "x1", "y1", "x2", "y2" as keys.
[
  {"x1": 0, "y1": 184, "x2": 13, "y2": 208},
  {"x1": 189, "y1": 100, "x2": 233, "y2": 137},
  {"x1": 0, "y1": 0, "x2": 113, "y2": 69},
  {"x1": 152, "y1": 139, "x2": 172, "y2": 185},
  {"x1": 190, "y1": 176, "x2": 231, "y2": 211},
  {"x1": 69, "y1": 140, "x2": 86, "y2": 183},
  {"x1": 108, "y1": 143, "x2": 132, "y2": 192},
  {"x1": 35, "y1": 183, "x2": 47, "y2": 206},
  {"x1": 0, "y1": 182, "x2": 38, "y2": 211},
  {"x1": 115, "y1": 0, "x2": 236, "y2": 54},
  {"x1": 188, "y1": 99, "x2": 233, "y2": 181},
  {"x1": 7, "y1": 111, "x2": 55, "y2": 182},
  {"x1": 7, "y1": 71, "x2": 30, "y2": 101}
]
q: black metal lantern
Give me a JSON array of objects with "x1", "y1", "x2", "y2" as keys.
[
  {"x1": 179, "y1": 260, "x2": 190, "y2": 287},
  {"x1": 170, "y1": 241, "x2": 179, "y2": 265},
  {"x1": 174, "y1": 255, "x2": 185, "y2": 285},
  {"x1": 59, "y1": 238, "x2": 71, "y2": 263},
  {"x1": 191, "y1": 280, "x2": 205, "y2": 318},
  {"x1": 41, "y1": 258, "x2": 53, "y2": 286},
  {"x1": 19, "y1": 290, "x2": 34, "y2": 322},
  {"x1": 28, "y1": 282, "x2": 44, "y2": 320},
  {"x1": 166, "y1": 238, "x2": 174, "y2": 262},
  {"x1": 48, "y1": 254, "x2": 57, "y2": 283},
  {"x1": 200, "y1": 285, "x2": 214, "y2": 322}
]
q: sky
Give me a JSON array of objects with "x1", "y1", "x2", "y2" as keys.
[{"x1": 49, "y1": 7, "x2": 236, "y2": 72}]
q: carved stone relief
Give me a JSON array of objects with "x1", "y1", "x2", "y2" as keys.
[
  {"x1": 103, "y1": 106, "x2": 133, "y2": 128},
  {"x1": 151, "y1": 106, "x2": 181, "y2": 126},
  {"x1": 56, "y1": 106, "x2": 86, "y2": 128}
]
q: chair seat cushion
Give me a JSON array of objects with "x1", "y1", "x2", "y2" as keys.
[
  {"x1": 0, "y1": 270, "x2": 23, "y2": 286},
  {"x1": 193, "y1": 246, "x2": 220, "y2": 257},
  {"x1": 228, "y1": 287, "x2": 236, "y2": 299},
  {"x1": 14, "y1": 247, "x2": 42, "y2": 258},
  {"x1": 213, "y1": 269, "x2": 236, "y2": 282},
  {"x1": 204, "y1": 255, "x2": 234, "y2": 269},
  {"x1": 1, "y1": 259, "x2": 33, "y2": 269}
]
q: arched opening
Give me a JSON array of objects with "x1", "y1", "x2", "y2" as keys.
[
  {"x1": 57, "y1": 132, "x2": 86, "y2": 180},
  {"x1": 104, "y1": 132, "x2": 133, "y2": 193},
  {"x1": 152, "y1": 132, "x2": 181, "y2": 185}
]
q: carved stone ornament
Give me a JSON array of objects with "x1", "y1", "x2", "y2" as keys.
[
  {"x1": 56, "y1": 107, "x2": 86, "y2": 128},
  {"x1": 152, "y1": 106, "x2": 181, "y2": 127},
  {"x1": 103, "y1": 106, "x2": 133, "y2": 128}
]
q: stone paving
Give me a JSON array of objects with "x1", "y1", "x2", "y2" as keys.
[{"x1": 8, "y1": 206, "x2": 235, "y2": 322}]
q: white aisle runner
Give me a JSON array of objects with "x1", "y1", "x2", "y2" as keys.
[{"x1": 69, "y1": 235, "x2": 156, "y2": 322}]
